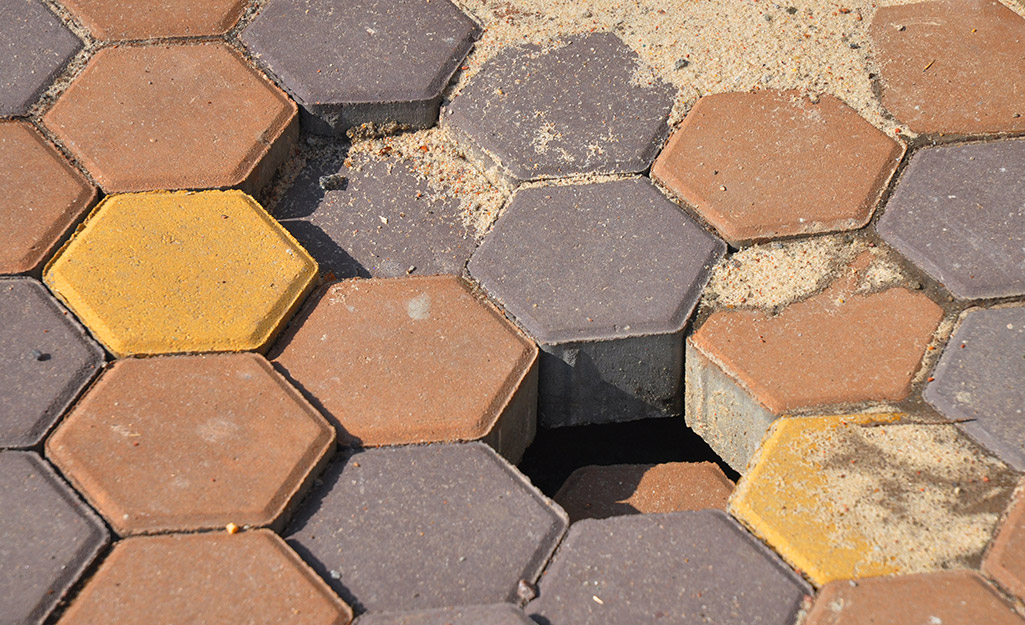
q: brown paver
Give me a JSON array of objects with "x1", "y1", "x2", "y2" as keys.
[
  {"x1": 0, "y1": 120, "x2": 95, "y2": 276},
  {"x1": 870, "y1": 0, "x2": 1025, "y2": 135},
  {"x1": 553, "y1": 462, "x2": 733, "y2": 523},
  {"x1": 271, "y1": 276, "x2": 538, "y2": 462},
  {"x1": 652, "y1": 90, "x2": 904, "y2": 246},
  {"x1": 46, "y1": 353, "x2": 335, "y2": 535},
  {"x1": 61, "y1": 0, "x2": 247, "y2": 40},
  {"x1": 984, "y1": 482, "x2": 1025, "y2": 602},
  {"x1": 57, "y1": 529, "x2": 352, "y2": 625},
  {"x1": 42, "y1": 42, "x2": 297, "y2": 194}
]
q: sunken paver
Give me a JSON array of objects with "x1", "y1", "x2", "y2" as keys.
[
  {"x1": 729, "y1": 414, "x2": 1018, "y2": 586},
  {"x1": 46, "y1": 353, "x2": 335, "y2": 536},
  {"x1": 286, "y1": 442, "x2": 567, "y2": 614},
  {"x1": 468, "y1": 179, "x2": 725, "y2": 428},
  {"x1": 0, "y1": 0, "x2": 81, "y2": 116},
  {"x1": 877, "y1": 138, "x2": 1025, "y2": 300},
  {"x1": 805, "y1": 570, "x2": 1025, "y2": 625},
  {"x1": 651, "y1": 90, "x2": 904, "y2": 246},
  {"x1": 526, "y1": 510, "x2": 810, "y2": 625},
  {"x1": 870, "y1": 0, "x2": 1025, "y2": 135},
  {"x1": 243, "y1": 0, "x2": 480, "y2": 135},
  {"x1": 0, "y1": 278, "x2": 104, "y2": 449},
  {"x1": 553, "y1": 462, "x2": 733, "y2": 523},
  {"x1": 0, "y1": 451, "x2": 109, "y2": 625},
  {"x1": 0, "y1": 120, "x2": 96, "y2": 276},
  {"x1": 985, "y1": 482, "x2": 1025, "y2": 602},
  {"x1": 57, "y1": 530, "x2": 352, "y2": 625},
  {"x1": 61, "y1": 0, "x2": 247, "y2": 40},
  {"x1": 271, "y1": 276, "x2": 538, "y2": 461},
  {"x1": 925, "y1": 306, "x2": 1025, "y2": 471},
  {"x1": 446, "y1": 32, "x2": 676, "y2": 184},
  {"x1": 687, "y1": 252, "x2": 943, "y2": 471},
  {"x1": 42, "y1": 42, "x2": 297, "y2": 194},
  {"x1": 355, "y1": 605, "x2": 534, "y2": 625},
  {"x1": 43, "y1": 190, "x2": 317, "y2": 357}
]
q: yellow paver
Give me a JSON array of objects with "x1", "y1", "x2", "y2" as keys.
[{"x1": 44, "y1": 190, "x2": 317, "y2": 357}]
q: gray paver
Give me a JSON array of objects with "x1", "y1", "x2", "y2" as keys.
[
  {"x1": 243, "y1": 0, "x2": 480, "y2": 135},
  {"x1": 355, "y1": 604, "x2": 534, "y2": 625},
  {"x1": 0, "y1": 451, "x2": 109, "y2": 625},
  {"x1": 0, "y1": 0, "x2": 81, "y2": 116},
  {"x1": 925, "y1": 306, "x2": 1025, "y2": 471},
  {"x1": 286, "y1": 442, "x2": 567, "y2": 615},
  {"x1": 467, "y1": 179, "x2": 725, "y2": 427},
  {"x1": 526, "y1": 510, "x2": 809, "y2": 625},
  {"x1": 1, "y1": 277, "x2": 104, "y2": 449},
  {"x1": 877, "y1": 138, "x2": 1025, "y2": 299},
  {"x1": 446, "y1": 32, "x2": 676, "y2": 184}
]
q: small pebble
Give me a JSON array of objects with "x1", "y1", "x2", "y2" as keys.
[
  {"x1": 786, "y1": 6, "x2": 798, "y2": 14},
  {"x1": 675, "y1": 58, "x2": 690, "y2": 70}
]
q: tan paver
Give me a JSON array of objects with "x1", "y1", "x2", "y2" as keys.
[
  {"x1": 61, "y1": 0, "x2": 247, "y2": 40},
  {"x1": 984, "y1": 481, "x2": 1025, "y2": 602}
]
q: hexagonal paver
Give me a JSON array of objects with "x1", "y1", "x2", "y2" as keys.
[
  {"x1": 526, "y1": 510, "x2": 810, "y2": 625},
  {"x1": 0, "y1": 451, "x2": 108, "y2": 625},
  {"x1": 984, "y1": 482, "x2": 1025, "y2": 602},
  {"x1": 877, "y1": 138, "x2": 1025, "y2": 300},
  {"x1": 286, "y1": 442, "x2": 567, "y2": 614},
  {"x1": 355, "y1": 605, "x2": 534, "y2": 625},
  {"x1": 42, "y1": 42, "x2": 297, "y2": 194},
  {"x1": 468, "y1": 179, "x2": 725, "y2": 428},
  {"x1": 1, "y1": 277, "x2": 104, "y2": 449},
  {"x1": 43, "y1": 190, "x2": 318, "y2": 357},
  {"x1": 446, "y1": 32, "x2": 676, "y2": 184},
  {"x1": 870, "y1": 0, "x2": 1025, "y2": 135},
  {"x1": 61, "y1": 0, "x2": 247, "y2": 40},
  {"x1": 651, "y1": 90, "x2": 904, "y2": 246},
  {"x1": 243, "y1": 0, "x2": 480, "y2": 135},
  {"x1": 56, "y1": 530, "x2": 352, "y2": 625},
  {"x1": 46, "y1": 353, "x2": 334, "y2": 535},
  {"x1": 729, "y1": 414, "x2": 1018, "y2": 586},
  {"x1": 0, "y1": 0, "x2": 81, "y2": 116},
  {"x1": 271, "y1": 276, "x2": 537, "y2": 462},
  {"x1": 687, "y1": 252, "x2": 944, "y2": 471}
]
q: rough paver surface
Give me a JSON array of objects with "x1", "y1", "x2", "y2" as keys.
[
  {"x1": 984, "y1": 482, "x2": 1025, "y2": 603},
  {"x1": 355, "y1": 604, "x2": 534, "y2": 625},
  {"x1": 0, "y1": 0, "x2": 81, "y2": 116},
  {"x1": 60, "y1": 0, "x2": 247, "y2": 40}
]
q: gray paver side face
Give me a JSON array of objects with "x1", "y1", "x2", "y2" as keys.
[
  {"x1": 0, "y1": 0, "x2": 81, "y2": 116},
  {"x1": 527, "y1": 510, "x2": 809, "y2": 625},
  {"x1": 1, "y1": 278, "x2": 104, "y2": 449},
  {"x1": 0, "y1": 451, "x2": 108, "y2": 625},
  {"x1": 286, "y1": 442, "x2": 567, "y2": 614},
  {"x1": 355, "y1": 604, "x2": 535, "y2": 625},
  {"x1": 877, "y1": 139, "x2": 1025, "y2": 299},
  {"x1": 446, "y1": 32, "x2": 675, "y2": 182},
  {"x1": 925, "y1": 306, "x2": 1025, "y2": 471}
]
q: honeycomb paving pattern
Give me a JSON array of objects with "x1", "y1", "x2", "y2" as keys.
[
  {"x1": 60, "y1": 0, "x2": 247, "y2": 40},
  {"x1": 985, "y1": 484, "x2": 1025, "y2": 602},
  {"x1": 0, "y1": 0, "x2": 81, "y2": 117},
  {"x1": 355, "y1": 604, "x2": 535, "y2": 625}
]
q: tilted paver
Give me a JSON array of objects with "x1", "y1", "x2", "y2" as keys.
[
  {"x1": 446, "y1": 32, "x2": 675, "y2": 184},
  {"x1": 984, "y1": 482, "x2": 1025, "y2": 603},
  {"x1": 651, "y1": 90, "x2": 903, "y2": 246},
  {"x1": 60, "y1": 0, "x2": 247, "y2": 40},
  {"x1": 468, "y1": 179, "x2": 724, "y2": 427},
  {"x1": 42, "y1": 42, "x2": 297, "y2": 194},
  {"x1": 44, "y1": 190, "x2": 317, "y2": 357},
  {"x1": 0, "y1": 0, "x2": 81, "y2": 116},
  {"x1": 0, "y1": 277, "x2": 104, "y2": 449},
  {"x1": 526, "y1": 510, "x2": 810, "y2": 625},
  {"x1": 286, "y1": 442, "x2": 567, "y2": 614},
  {"x1": 355, "y1": 604, "x2": 534, "y2": 625},
  {"x1": 243, "y1": 0, "x2": 479, "y2": 135}
]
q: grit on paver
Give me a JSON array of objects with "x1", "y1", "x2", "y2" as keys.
[
  {"x1": 286, "y1": 443, "x2": 567, "y2": 614},
  {"x1": 651, "y1": 90, "x2": 903, "y2": 246},
  {"x1": 729, "y1": 414, "x2": 1018, "y2": 586},
  {"x1": 46, "y1": 353, "x2": 335, "y2": 536},
  {"x1": 0, "y1": 0, "x2": 81, "y2": 117},
  {"x1": 271, "y1": 276, "x2": 538, "y2": 461},
  {"x1": 0, "y1": 278, "x2": 104, "y2": 449},
  {"x1": 0, "y1": 451, "x2": 108, "y2": 625},
  {"x1": 446, "y1": 32, "x2": 676, "y2": 184},
  {"x1": 56, "y1": 530, "x2": 352, "y2": 625},
  {"x1": 42, "y1": 42, "x2": 297, "y2": 194},
  {"x1": 877, "y1": 138, "x2": 1025, "y2": 300},
  {"x1": 985, "y1": 482, "x2": 1025, "y2": 602},
  {"x1": 468, "y1": 179, "x2": 724, "y2": 427},
  {"x1": 355, "y1": 604, "x2": 535, "y2": 625},
  {"x1": 60, "y1": 0, "x2": 247, "y2": 40},
  {"x1": 243, "y1": 0, "x2": 480, "y2": 135},
  {"x1": 44, "y1": 190, "x2": 317, "y2": 357},
  {"x1": 870, "y1": 0, "x2": 1025, "y2": 135},
  {"x1": 0, "y1": 120, "x2": 96, "y2": 276},
  {"x1": 526, "y1": 510, "x2": 810, "y2": 625},
  {"x1": 805, "y1": 570, "x2": 1025, "y2": 625}
]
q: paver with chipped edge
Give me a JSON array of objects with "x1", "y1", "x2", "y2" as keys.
[
  {"x1": 0, "y1": 0, "x2": 81, "y2": 116},
  {"x1": 984, "y1": 480, "x2": 1025, "y2": 602},
  {"x1": 355, "y1": 604, "x2": 534, "y2": 625},
  {"x1": 60, "y1": 0, "x2": 247, "y2": 40}
]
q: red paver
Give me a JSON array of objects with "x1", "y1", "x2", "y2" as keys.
[
  {"x1": 651, "y1": 90, "x2": 904, "y2": 246},
  {"x1": 42, "y1": 42, "x2": 297, "y2": 194},
  {"x1": 984, "y1": 482, "x2": 1025, "y2": 602},
  {"x1": 870, "y1": 0, "x2": 1025, "y2": 135},
  {"x1": 57, "y1": 529, "x2": 352, "y2": 625},
  {"x1": 271, "y1": 276, "x2": 538, "y2": 462},
  {"x1": 46, "y1": 353, "x2": 335, "y2": 535},
  {"x1": 61, "y1": 0, "x2": 247, "y2": 40},
  {"x1": 0, "y1": 120, "x2": 96, "y2": 276}
]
